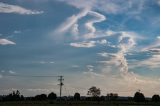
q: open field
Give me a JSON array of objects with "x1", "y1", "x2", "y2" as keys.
[{"x1": 0, "y1": 101, "x2": 160, "y2": 106}]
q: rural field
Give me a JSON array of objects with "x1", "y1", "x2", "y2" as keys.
[
  {"x1": 1, "y1": 1, "x2": 160, "y2": 106},
  {"x1": 0, "y1": 101, "x2": 159, "y2": 106}
]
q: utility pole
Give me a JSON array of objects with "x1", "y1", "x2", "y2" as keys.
[{"x1": 58, "y1": 76, "x2": 64, "y2": 99}]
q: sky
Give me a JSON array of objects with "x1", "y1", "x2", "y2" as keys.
[{"x1": 1, "y1": 0, "x2": 160, "y2": 97}]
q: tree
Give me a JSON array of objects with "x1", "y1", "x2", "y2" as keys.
[
  {"x1": 74, "y1": 92, "x2": 80, "y2": 100},
  {"x1": 133, "y1": 91, "x2": 145, "y2": 102},
  {"x1": 35, "y1": 94, "x2": 47, "y2": 100},
  {"x1": 152, "y1": 94, "x2": 160, "y2": 102},
  {"x1": 48, "y1": 92, "x2": 57, "y2": 100},
  {"x1": 4, "y1": 90, "x2": 21, "y2": 101},
  {"x1": 87, "y1": 86, "x2": 101, "y2": 97},
  {"x1": 107, "y1": 93, "x2": 118, "y2": 101}
]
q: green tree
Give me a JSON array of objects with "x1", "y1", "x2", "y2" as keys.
[
  {"x1": 152, "y1": 94, "x2": 160, "y2": 102},
  {"x1": 74, "y1": 92, "x2": 80, "y2": 100},
  {"x1": 133, "y1": 91, "x2": 145, "y2": 102},
  {"x1": 48, "y1": 92, "x2": 57, "y2": 100},
  {"x1": 87, "y1": 86, "x2": 101, "y2": 97}
]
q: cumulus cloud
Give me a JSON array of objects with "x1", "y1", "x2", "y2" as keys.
[
  {"x1": 0, "y1": 39, "x2": 15, "y2": 45},
  {"x1": 78, "y1": 65, "x2": 160, "y2": 96},
  {"x1": 97, "y1": 30, "x2": 138, "y2": 79},
  {"x1": 0, "y1": 2, "x2": 43, "y2": 15}
]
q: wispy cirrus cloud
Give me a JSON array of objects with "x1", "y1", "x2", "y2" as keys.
[
  {"x1": 0, "y1": 74, "x2": 2, "y2": 78},
  {"x1": 9, "y1": 70, "x2": 16, "y2": 74},
  {"x1": 70, "y1": 41, "x2": 96, "y2": 48},
  {"x1": 83, "y1": 11, "x2": 106, "y2": 39},
  {"x1": 137, "y1": 55, "x2": 160, "y2": 68},
  {"x1": 0, "y1": 2, "x2": 43, "y2": 15},
  {"x1": 130, "y1": 37, "x2": 160, "y2": 69},
  {"x1": 54, "y1": 8, "x2": 89, "y2": 35},
  {"x1": 0, "y1": 39, "x2": 15, "y2": 45},
  {"x1": 54, "y1": 7, "x2": 106, "y2": 40},
  {"x1": 70, "y1": 39, "x2": 107, "y2": 48},
  {"x1": 59, "y1": 0, "x2": 145, "y2": 15}
]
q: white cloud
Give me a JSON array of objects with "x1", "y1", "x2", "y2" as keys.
[
  {"x1": 59, "y1": 0, "x2": 95, "y2": 10},
  {"x1": 156, "y1": 0, "x2": 160, "y2": 5},
  {"x1": 70, "y1": 41, "x2": 96, "y2": 48},
  {"x1": 39, "y1": 61, "x2": 55, "y2": 64},
  {"x1": 98, "y1": 39, "x2": 107, "y2": 44},
  {"x1": 0, "y1": 2, "x2": 43, "y2": 15},
  {"x1": 118, "y1": 31, "x2": 136, "y2": 52},
  {"x1": 143, "y1": 37, "x2": 160, "y2": 52},
  {"x1": 87, "y1": 65, "x2": 94, "y2": 68},
  {"x1": 55, "y1": 8, "x2": 89, "y2": 35},
  {"x1": 9, "y1": 70, "x2": 16, "y2": 74},
  {"x1": 157, "y1": 36, "x2": 160, "y2": 39},
  {"x1": 71, "y1": 24, "x2": 79, "y2": 36},
  {"x1": 78, "y1": 65, "x2": 160, "y2": 96},
  {"x1": 105, "y1": 30, "x2": 115, "y2": 36},
  {"x1": 70, "y1": 39, "x2": 107, "y2": 48},
  {"x1": 131, "y1": 54, "x2": 160, "y2": 68},
  {"x1": 97, "y1": 31, "x2": 138, "y2": 77},
  {"x1": 14, "y1": 30, "x2": 21, "y2": 34},
  {"x1": 27, "y1": 88, "x2": 50, "y2": 92},
  {"x1": 60, "y1": 0, "x2": 145, "y2": 15},
  {"x1": 0, "y1": 74, "x2": 2, "y2": 78},
  {"x1": 83, "y1": 71, "x2": 104, "y2": 78},
  {"x1": 49, "y1": 61, "x2": 55, "y2": 64},
  {"x1": 0, "y1": 39, "x2": 15, "y2": 45},
  {"x1": 83, "y1": 11, "x2": 106, "y2": 39},
  {"x1": 83, "y1": 65, "x2": 104, "y2": 78},
  {"x1": 72, "y1": 65, "x2": 79, "y2": 68},
  {"x1": 54, "y1": 6, "x2": 106, "y2": 40},
  {"x1": 1, "y1": 70, "x2": 5, "y2": 73},
  {"x1": 129, "y1": 36, "x2": 160, "y2": 69}
]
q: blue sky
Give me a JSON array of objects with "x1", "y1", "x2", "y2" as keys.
[{"x1": 1, "y1": 0, "x2": 160, "y2": 97}]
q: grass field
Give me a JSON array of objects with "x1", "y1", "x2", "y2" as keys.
[{"x1": 0, "y1": 101, "x2": 159, "y2": 106}]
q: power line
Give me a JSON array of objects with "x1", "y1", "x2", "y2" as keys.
[
  {"x1": 58, "y1": 76, "x2": 64, "y2": 99},
  {"x1": 2, "y1": 74, "x2": 64, "y2": 98}
]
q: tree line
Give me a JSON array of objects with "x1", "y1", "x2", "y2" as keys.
[{"x1": 0, "y1": 86, "x2": 160, "y2": 102}]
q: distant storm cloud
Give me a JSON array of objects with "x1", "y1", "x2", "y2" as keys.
[{"x1": 0, "y1": 2, "x2": 43, "y2": 15}]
